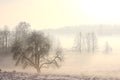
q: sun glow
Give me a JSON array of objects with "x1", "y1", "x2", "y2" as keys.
[
  {"x1": 79, "y1": 0, "x2": 120, "y2": 24},
  {"x1": 0, "y1": 0, "x2": 120, "y2": 29}
]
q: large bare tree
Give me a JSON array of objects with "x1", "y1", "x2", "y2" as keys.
[{"x1": 11, "y1": 31, "x2": 63, "y2": 73}]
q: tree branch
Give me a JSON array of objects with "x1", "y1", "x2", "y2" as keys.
[
  {"x1": 20, "y1": 51, "x2": 36, "y2": 68},
  {"x1": 39, "y1": 54, "x2": 61, "y2": 69}
]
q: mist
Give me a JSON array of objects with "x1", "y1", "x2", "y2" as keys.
[{"x1": 0, "y1": 24, "x2": 120, "y2": 78}]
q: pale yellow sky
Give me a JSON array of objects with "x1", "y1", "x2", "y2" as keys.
[{"x1": 0, "y1": 0, "x2": 120, "y2": 30}]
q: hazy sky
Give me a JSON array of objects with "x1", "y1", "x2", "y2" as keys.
[{"x1": 0, "y1": 0, "x2": 120, "y2": 30}]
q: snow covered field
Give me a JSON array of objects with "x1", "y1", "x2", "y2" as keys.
[{"x1": 0, "y1": 71, "x2": 120, "y2": 80}]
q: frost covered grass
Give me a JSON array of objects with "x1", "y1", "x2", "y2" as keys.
[
  {"x1": 1, "y1": 51, "x2": 120, "y2": 80},
  {"x1": 0, "y1": 71, "x2": 120, "y2": 80}
]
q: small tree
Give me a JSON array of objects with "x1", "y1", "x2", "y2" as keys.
[
  {"x1": 85, "y1": 32, "x2": 98, "y2": 53},
  {"x1": 73, "y1": 32, "x2": 85, "y2": 53},
  {"x1": 75, "y1": 32, "x2": 82, "y2": 53},
  {"x1": 0, "y1": 26, "x2": 10, "y2": 53},
  {"x1": 86, "y1": 33, "x2": 91, "y2": 53},
  {"x1": 103, "y1": 41, "x2": 112, "y2": 54},
  {"x1": 74, "y1": 32, "x2": 98, "y2": 53},
  {"x1": 91, "y1": 32, "x2": 97, "y2": 53},
  {"x1": 3, "y1": 26, "x2": 10, "y2": 51},
  {"x1": 11, "y1": 31, "x2": 63, "y2": 73}
]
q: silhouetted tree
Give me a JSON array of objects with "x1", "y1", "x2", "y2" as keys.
[
  {"x1": 0, "y1": 30, "x2": 5, "y2": 50},
  {"x1": 85, "y1": 32, "x2": 98, "y2": 53},
  {"x1": 74, "y1": 32, "x2": 98, "y2": 53},
  {"x1": 104, "y1": 41, "x2": 112, "y2": 54},
  {"x1": 86, "y1": 33, "x2": 91, "y2": 53},
  {"x1": 14, "y1": 22, "x2": 30, "y2": 41},
  {"x1": 0, "y1": 26, "x2": 10, "y2": 53},
  {"x1": 74, "y1": 32, "x2": 83, "y2": 53},
  {"x1": 3, "y1": 26, "x2": 10, "y2": 51},
  {"x1": 0, "y1": 30, "x2": 3, "y2": 49},
  {"x1": 91, "y1": 32, "x2": 97, "y2": 53},
  {"x1": 11, "y1": 31, "x2": 63, "y2": 73}
]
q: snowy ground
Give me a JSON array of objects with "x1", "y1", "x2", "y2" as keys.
[{"x1": 0, "y1": 71, "x2": 120, "y2": 80}]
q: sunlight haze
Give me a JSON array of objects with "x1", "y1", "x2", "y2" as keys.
[
  {"x1": 1, "y1": 1, "x2": 120, "y2": 79},
  {"x1": 0, "y1": 0, "x2": 120, "y2": 29}
]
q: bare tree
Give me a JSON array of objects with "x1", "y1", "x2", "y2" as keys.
[
  {"x1": 0, "y1": 30, "x2": 5, "y2": 50},
  {"x1": 3, "y1": 26, "x2": 10, "y2": 51},
  {"x1": 74, "y1": 32, "x2": 83, "y2": 53},
  {"x1": 91, "y1": 32, "x2": 97, "y2": 53},
  {"x1": 0, "y1": 30, "x2": 3, "y2": 49},
  {"x1": 104, "y1": 41, "x2": 112, "y2": 54},
  {"x1": 11, "y1": 31, "x2": 63, "y2": 73},
  {"x1": 86, "y1": 33, "x2": 91, "y2": 53},
  {"x1": 0, "y1": 26, "x2": 10, "y2": 53},
  {"x1": 85, "y1": 32, "x2": 98, "y2": 53},
  {"x1": 77, "y1": 32, "x2": 82, "y2": 53},
  {"x1": 14, "y1": 22, "x2": 30, "y2": 41},
  {"x1": 74, "y1": 32, "x2": 98, "y2": 53}
]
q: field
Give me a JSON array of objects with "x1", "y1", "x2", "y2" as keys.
[
  {"x1": 0, "y1": 71, "x2": 120, "y2": 80},
  {"x1": 1, "y1": 52, "x2": 120, "y2": 80}
]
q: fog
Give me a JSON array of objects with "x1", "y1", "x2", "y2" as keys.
[
  {"x1": 1, "y1": 0, "x2": 120, "y2": 79},
  {"x1": 50, "y1": 34, "x2": 120, "y2": 76},
  {"x1": 1, "y1": 50, "x2": 120, "y2": 77},
  {"x1": 0, "y1": 27, "x2": 120, "y2": 77}
]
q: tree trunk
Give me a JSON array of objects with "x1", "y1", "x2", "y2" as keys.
[{"x1": 36, "y1": 67, "x2": 41, "y2": 73}]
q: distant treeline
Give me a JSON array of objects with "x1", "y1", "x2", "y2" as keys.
[
  {"x1": 43, "y1": 25, "x2": 120, "y2": 36},
  {"x1": 0, "y1": 22, "x2": 34, "y2": 55}
]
